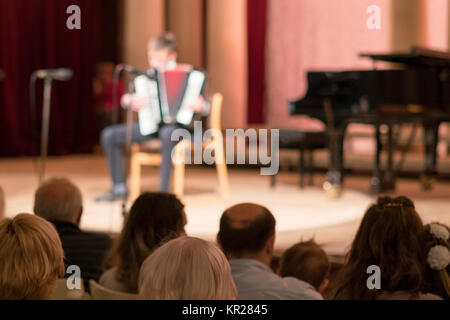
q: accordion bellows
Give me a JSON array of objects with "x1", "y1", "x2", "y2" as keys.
[{"x1": 134, "y1": 66, "x2": 206, "y2": 136}]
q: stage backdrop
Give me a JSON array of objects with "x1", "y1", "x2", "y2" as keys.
[
  {"x1": 0, "y1": 0, "x2": 101, "y2": 156},
  {"x1": 247, "y1": 0, "x2": 267, "y2": 124}
]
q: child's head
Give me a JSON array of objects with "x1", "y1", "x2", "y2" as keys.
[
  {"x1": 147, "y1": 32, "x2": 177, "y2": 71},
  {"x1": 280, "y1": 240, "x2": 330, "y2": 293}
]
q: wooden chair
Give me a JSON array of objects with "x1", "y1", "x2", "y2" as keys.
[
  {"x1": 89, "y1": 280, "x2": 138, "y2": 300},
  {"x1": 129, "y1": 93, "x2": 229, "y2": 201}
]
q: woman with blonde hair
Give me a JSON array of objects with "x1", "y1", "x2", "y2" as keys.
[
  {"x1": 138, "y1": 236, "x2": 237, "y2": 300},
  {"x1": 0, "y1": 213, "x2": 65, "y2": 299}
]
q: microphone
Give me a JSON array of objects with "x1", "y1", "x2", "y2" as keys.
[
  {"x1": 33, "y1": 68, "x2": 73, "y2": 81},
  {"x1": 116, "y1": 64, "x2": 144, "y2": 75},
  {"x1": 115, "y1": 64, "x2": 156, "y2": 79}
]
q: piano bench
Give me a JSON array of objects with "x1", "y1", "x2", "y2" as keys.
[{"x1": 270, "y1": 129, "x2": 327, "y2": 189}]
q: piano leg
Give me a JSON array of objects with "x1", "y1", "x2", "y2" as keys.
[
  {"x1": 371, "y1": 124, "x2": 396, "y2": 193},
  {"x1": 323, "y1": 126, "x2": 345, "y2": 198},
  {"x1": 421, "y1": 121, "x2": 439, "y2": 190}
]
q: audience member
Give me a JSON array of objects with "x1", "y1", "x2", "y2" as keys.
[
  {"x1": 424, "y1": 222, "x2": 450, "y2": 300},
  {"x1": 138, "y1": 236, "x2": 237, "y2": 300},
  {"x1": 217, "y1": 203, "x2": 322, "y2": 300},
  {"x1": 100, "y1": 192, "x2": 186, "y2": 293},
  {"x1": 0, "y1": 186, "x2": 4, "y2": 220},
  {"x1": 0, "y1": 213, "x2": 64, "y2": 299},
  {"x1": 34, "y1": 177, "x2": 112, "y2": 288},
  {"x1": 333, "y1": 196, "x2": 443, "y2": 300},
  {"x1": 280, "y1": 240, "x2": 330, "y2": 295}
]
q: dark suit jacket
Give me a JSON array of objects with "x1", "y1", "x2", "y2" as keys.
[{"x1": 51, "y1": 220, "x2": 113, "y2": 289}]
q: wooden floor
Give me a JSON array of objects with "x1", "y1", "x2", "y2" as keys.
[{"x1": 1, "y1": 153, "x2": 450, "y2": 257}]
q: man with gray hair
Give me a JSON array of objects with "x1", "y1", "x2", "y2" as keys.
[{"x1": 34, "y1": 177, "x2": 112, "y2": 288}]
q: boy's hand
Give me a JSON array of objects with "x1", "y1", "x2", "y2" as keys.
[
  {"x1": 188, "y1": 95, "x2": 206, "y2": 113},
  {"x1": 121, "y1": 93, "x2": 147, "y2": 112}
]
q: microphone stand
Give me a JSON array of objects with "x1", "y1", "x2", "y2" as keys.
[
  {"x1": 112, "y1": 66, "x2": 122, "y2": 125},
  {"x1": 111, "y1": 64, "x2": 150, "y2": 218},
  {"x1": 39, "y1": 77, "x2": 54, "y2": 185}
]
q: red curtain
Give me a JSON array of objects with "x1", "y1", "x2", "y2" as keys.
[
  {"x1": 247, "y1": 0, "x2": 267, "y2": 124},
  {"x1": 0, "y1": 0, "x2": 101, "y2": 156}
]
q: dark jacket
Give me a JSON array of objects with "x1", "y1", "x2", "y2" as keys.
[{"x1": 51, "y1": 220, "x2": 113, "y2": 289}]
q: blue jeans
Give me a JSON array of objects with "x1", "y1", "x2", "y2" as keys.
[{"x1": 100, "y1": 123, "x2": 180, "y2": 192}]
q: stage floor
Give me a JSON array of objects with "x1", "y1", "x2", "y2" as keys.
[{"x1": 1, "y1": 154, "x2": 450, "y2": 256}]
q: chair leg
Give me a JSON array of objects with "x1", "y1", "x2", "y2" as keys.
[
  {"x1": 130, "y1": 155, "x2": 141, "y2": 202},
  {"x1": 308, "y1": 150, "x2": 314, "y2": 186},
  {"x1": 214, "y1": 136, "x2": 229, "y2": 199},
  {"x1": 299, "y1": 149, "x2": 305, "y2": 189},
  {"x1": 173, "y1": 160, "x2": 185, "y2": 198}
]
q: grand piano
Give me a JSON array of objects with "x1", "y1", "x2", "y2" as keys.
[{"x1": 290, "y1": 47, "x2": 450, "y2": 196}]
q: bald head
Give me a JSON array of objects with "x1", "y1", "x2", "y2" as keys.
[
  {"x1": 218, "y1": 203, "x2": 275, "y2": 258},
  {"x1": 222, "y1": 203, "x2": 268, "y2": 228},
  {"x1": 34, "y1": 178, "x2": 83, "y2": 225}
]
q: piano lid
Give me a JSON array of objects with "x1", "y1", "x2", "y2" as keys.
[{"x1": 359, "y1": 46, "x2": 450, "y2": 68}]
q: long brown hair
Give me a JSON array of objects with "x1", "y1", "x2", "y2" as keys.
[
  {"x1": 333, "y1": 196, "x2": 426, "y2": 300},
  {"x1": 104, "y1": 192, "x2": 186, "y2": 293}
]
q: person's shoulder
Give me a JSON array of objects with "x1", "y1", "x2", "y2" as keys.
[
  {"x1": 281, "y1": 276, "x2": 324, "y2": 300},
  {"x1": 78, "y1": 230, "x2": 113, "y2": 246},
  {"x1": 99, "y1": 267, "x2": 116, "y2": 282},
  {"x1": 99, "y1": 267, "x2": 131, "y2": 293},
  {"x1": 417, "y1": 293, "x2": 444, "y2": 300},
  {"x1": 378, "y1": 291, "x2": 444, "y2": 300}
]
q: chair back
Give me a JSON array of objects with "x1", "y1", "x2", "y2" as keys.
[
  {"x1": 52, "y1": 278, "x2": 90, "y2": 300},
  {"x1": 89, "y1": 279, "x2": 139, "y2": 300}
]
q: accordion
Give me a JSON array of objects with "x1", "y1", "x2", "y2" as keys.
[{"x1": 134, "y1": 66, "x2": 206, "y2": 136}]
